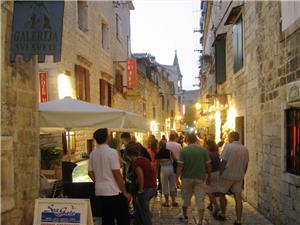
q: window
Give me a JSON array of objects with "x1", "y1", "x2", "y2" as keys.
[
  {"x1": 153, "y1": 106, "x2": 156, "y2": 120},
  {"x1": 281, "y1": 1, "x2": 300, "y2": 31},
  {"x1": 86, "y1": 139, "x2": 94, "y2": 154},
  {"x1": 167, "y1": 99, "x2": 170, "y2": 112},
  {"x1": 215, "y1": 36, "x2": 226, "y2": 84},
  {"x1": 115, "y1": 71, "x2": 123, "y2": 93},
  {"x1": 101, "y1": 22, "x2": 109, "y2": 49},
  {"x1": 99, "y1": 78, "x2": 112, "y2": 107},
  {"x1": 233, "y1": 15, "x2": 243, "y2": 73},
  {"x1": 235, "y1": 116, "x2": 244, "y2": 145},
  {"x1": 75, "y1": 65, "x2": 90, "y2": 101},
  {"x1": 171, "y1": 110, "x2": 175, "y2": 118},
  {"x1": 77, "y1": 0, "x2": 88, "y2": 32},
  {"x1": 116, "y1": 13, "x2": 121, "y2": 41},
  {"x1": 161, "y1": 95, "x2": 165, "y2": 111},
  {"x1": 286, "y1": 108, "x2": 300, "y2": 176},
  {"x1": 62, "y1": 131, "x2": 76, "y2": 154}
]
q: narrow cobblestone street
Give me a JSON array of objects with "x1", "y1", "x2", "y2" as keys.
[
  {"x1": 93, "y1": 192, "x2": 273, "y2": 225},
  {"x1": 150, "y1": 193, "x2": 273, "y2": 225}
]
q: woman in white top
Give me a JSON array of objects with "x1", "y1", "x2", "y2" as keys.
[{"x1": 155, "y1": 142, "x2": 178, "y2": 207}]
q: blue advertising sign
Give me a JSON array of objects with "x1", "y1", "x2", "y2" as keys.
[
  {"x1": 41, "y1": 204, "x2": 80, "y2": 223},
  {"x1": 10, "y1": 1, "x2": 64, "y2": 62}
]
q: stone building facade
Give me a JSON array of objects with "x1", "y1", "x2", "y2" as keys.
[
  {"x1": 38, "y1": 1, "x2": 183, "y2": 160},
  {"x1": 38, "y1": 1, "x2": 135, "y2": 160},
  {"x1": 1, "y1": 2, "x2": 40, "y2": 225},
  {"x1": 132, "y1": 53, "x2": 183, "y2": 138},
  {"x1": 199, "y1": 1, "x2": 300, "y2": 224}
]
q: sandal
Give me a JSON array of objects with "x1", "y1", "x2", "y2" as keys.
[
  {"x1": 172, "y1": 202, "x2": 179, "y2": 207},
  {"x1": 162, "y1": 202, "x2": 170, "y2": 207},
  {"x1": 213, "y1": 212, "x2": 226, "y2": 221}
]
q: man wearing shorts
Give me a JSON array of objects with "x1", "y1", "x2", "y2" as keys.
[
  {"x1": 217, "y1": 131, "x2": 249, "y2": 225},
  {"x1": 176, "y1": 133, "x2": 211, "y2": 225}
]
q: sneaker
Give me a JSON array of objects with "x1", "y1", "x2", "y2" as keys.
[{"x1": 175, "y1": 212, "x2": 188, "y2": 220}]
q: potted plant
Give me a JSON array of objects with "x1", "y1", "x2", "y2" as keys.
[{"x1": 41, "y1": 147, "x2": 63, "y2": 170}]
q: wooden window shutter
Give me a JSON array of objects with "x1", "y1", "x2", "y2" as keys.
[
  {"x1": 85, "y1": 69, "x2": 90, "y2": 102},
  {"x1": 233, "y1": 15, "x2": 243, "y2": 73},
  {"x1": 233, "y1": 24, "x2": 239, "y2": 73},
  {"x1": 100, "y1": 79, "x2": 106, "y2": 105},
  {"x1": 108, "y1": 83, "x2": 112, "y2": 107},
  {"x1": 237, "y1": 16, "x2": 243, "y2": 70},
  {"x1": 215, "y1": 38, "x2": 226, "y2": 84},
  {"x1": 62, "y1": 132, "x2": 67, "y2": 155},
  {"x1": 75, "y1": 65, "x2": 82, "y2": 100}
]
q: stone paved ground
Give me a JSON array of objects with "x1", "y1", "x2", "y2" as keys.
[
  {"x1": 151, "y1": 193, "x2": 273, "y2": 225},
  {"x1": 93, "y1": 192, "x2": 273, "y2": 225}
]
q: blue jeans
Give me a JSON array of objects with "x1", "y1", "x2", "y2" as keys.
[{"x1": 134, "y1": 188, "x2": 157, "y2": 225}]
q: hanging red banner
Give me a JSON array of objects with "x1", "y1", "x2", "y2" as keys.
[
  {"x1": 39, "y1": 72, "x2": 48, "y2": 102},
  {"x1": 127, "y1": 58, "x2": 137, "y2": 89}
]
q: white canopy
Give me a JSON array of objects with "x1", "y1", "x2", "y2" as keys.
[{"x1": 39, "y1": 97, "x2": 149, "y2": 131}]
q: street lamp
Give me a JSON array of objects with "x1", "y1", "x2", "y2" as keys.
[{"x1": 195, "y1": 102, "x2": 201, "y2": 110}]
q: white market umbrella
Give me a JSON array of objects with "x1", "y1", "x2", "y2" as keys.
[{"x1": 39, "y1": 97, "x2": 149, "y2": 160}]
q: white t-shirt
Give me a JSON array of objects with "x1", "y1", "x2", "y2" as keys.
[
  {"x1": 220, "y1": 141, "x2": 249, "y2": 181},
  {"x1": 166, "y1": 141, "x2": 182, "y2": 160},
  {"x1": 88, "y1": 144, "x2": 121, "y2": 196}
]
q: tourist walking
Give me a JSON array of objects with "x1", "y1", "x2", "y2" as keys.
[
  {"x1": 88, "y1": 128, "x2": 132, "y2": 225},
  {"x1": 126, "y1": 148, "x2": 157, "y2": 225},
  {"x1": 155, "y1": 141, "x2": 178, "y2": 207},
  {"x1": 176, "y1": 132, "x2": 211, "y2": 225},
  {"x1": 120, "y1": 132, "x2": 151, "y2": 217},
  {"x1": 205, "y1": 139, "x2": 220, "y2": 215},
  {"x1": 216, "y1": 131, "x2": 249, "y2": 225}
]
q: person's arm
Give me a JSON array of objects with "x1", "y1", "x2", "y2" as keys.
[
  {"x1": 206, "y1": 162, "x2": 212, "y2": 185},
  {"x1": 135, "y1": 167, "x2": 144, "y2": 193},
  {"x1": 176, "y1": 162, "x2": 184, "y2": 187},
  {"x1": 88, "y1": 171, "x2": 95, "y2": 182},
  {"x1": 219, "y1": 145, "x2": 229, "y2": 175},
  {"x1": 244, "y1": 162, "x2": 248, "y2": 173},
  {"x1": 112, "y1": 169, "x2": 132, "y2": 201},
  {"x1": 219, "y1": 159, "x2": 227, "y2": 175},
  {"x1": 88, "y1": 157, "x2": 95, "y2": 182}
]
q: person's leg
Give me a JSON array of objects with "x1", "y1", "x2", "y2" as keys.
[
  {"x1": 194, "y1": 179, "x2": 206, "y2": 224},
  {"x1": 135, "y1": 188, "x2": 156, "y2": 225},
  {"x1": 100, "y1": 196, "x2": 115, "y2": 225},
  {"x1": 180, "y1": 179, "x2": 193, "y2": 218},
  {"x1": 115, "y1": 194, "x2": 130, "y2": 225},
  {"x1": 134, "y1": 194, "x2": 143, "y2": 225},
  {"x1": 161, "y1": 167, "x2": 170, "y2": 206},
  {"x1": 207, "y1": 193, "x2": 219, "y2": 213},
  {"x1": 231, "y1": 180, "x2": 244, "y2": 223},
  {"x1": 234, "y1": 192, "x2": 243, "y2": 223},
  {"x1": 169, "y1": 171, "x2": 178, "y2": 205},
  {"x1": 219, "y1": 193, "x2": 227, "y2": 216}
]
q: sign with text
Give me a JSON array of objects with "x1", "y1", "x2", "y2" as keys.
[
  {"x1": 10, "y1": 1, "x2": 64, "y2": 62},
  {"x1": 33, "y1": 198, "x2": 94, "y2": 225},
  {"x1": 39, "y1": 71, "x2": 48, "y2": 102},
  {"x1": 127, "y1": 58, "x2": 137, "y2": 89},
  {"x1": 287, "y1": 80, "x2": 300, "y2": 103}
]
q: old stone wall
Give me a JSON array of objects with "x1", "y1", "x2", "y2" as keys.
[
  {"x1": 201, "y1": 1, "x2": 300, "y2": 224},
  {"x1": 1, "y1": 2, "x2": 40, "y2": 225}
]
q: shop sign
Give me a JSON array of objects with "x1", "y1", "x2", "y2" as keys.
[
  {"x1": 287, "y1": 80, "x2": 300, "y2": 103},
  {"x1": 127, "y1": 58, "x2": 137, "y2": 89},
  {"x1": 10, "y1": 1, "x2": 64, "y2": 62},
  {"x1": 39, "y1": 72, "x2": 48, "y2": 102},
  {"x1": 33, "y1": 198, "x2": 93, "y2": 225}
]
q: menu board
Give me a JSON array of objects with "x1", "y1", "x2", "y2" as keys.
[{"x1": 33, "y1": 198, "x2": 93, "y2": 225}]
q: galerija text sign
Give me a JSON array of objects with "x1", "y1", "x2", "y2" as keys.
[{"x1": 10, "y1": 1, "x2": 64, "y2": 62}]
